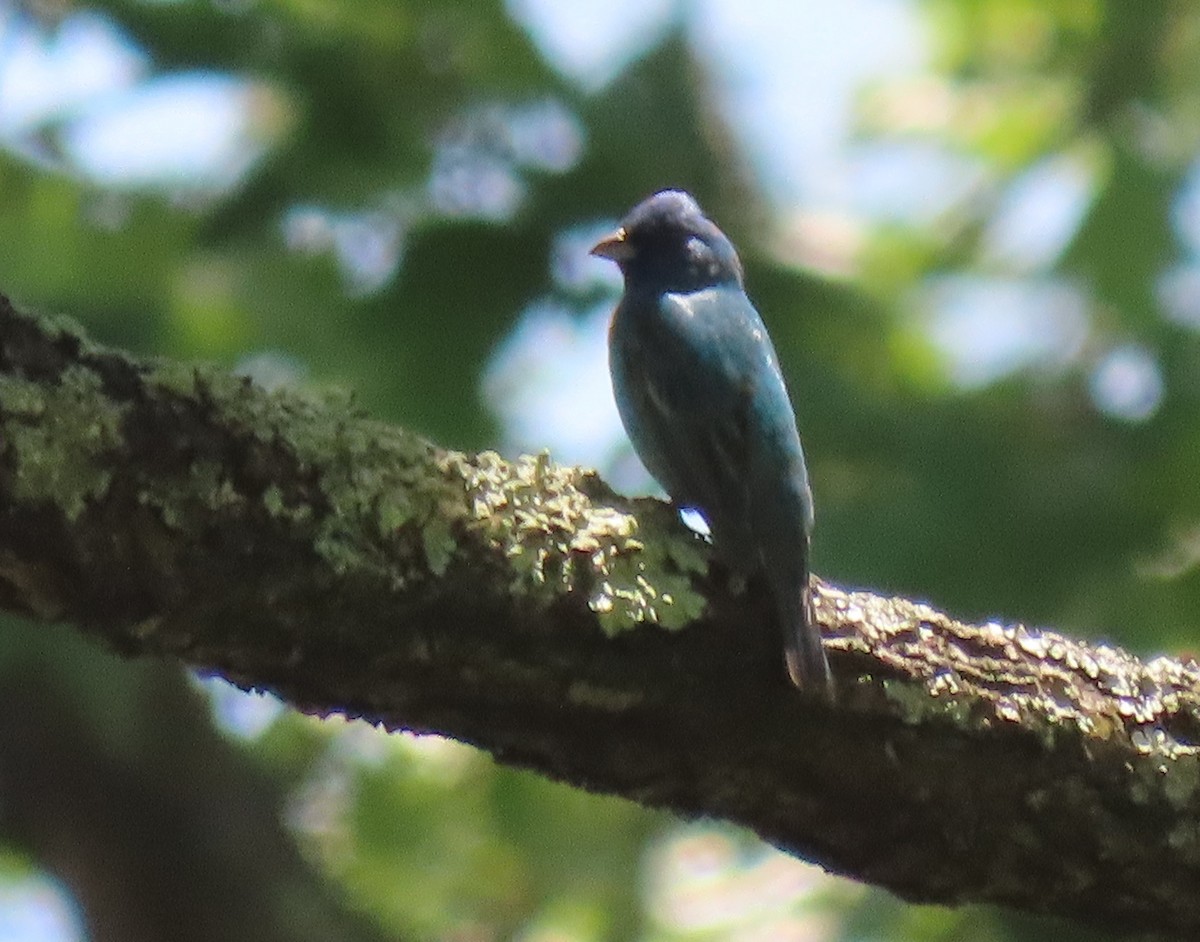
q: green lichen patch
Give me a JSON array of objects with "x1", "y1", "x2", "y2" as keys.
[
  {"x1": 304, "y1": 420, "x2": 437, "y2": 581},
  {"x1": 445, "y1": 450, "x2": 709, "y2": 635},
  {"x1": 140, "y1": 352, "x2": 712, "y2": 629},
  {"x1": 133, "y1": 460, "x2": 230, "y2": 534},
  {"x1": 147, "y1": 360, "x2": 204, "y2": 400},
  {"x1": 146, "y1": 362, "x2": 437, "y2": 582},
  {"x1": 884, "y1": 676, "x2": 966, "y2": 727},
  {"x1": 0, "y1": 365, "x2": 126, "y2": 520}
]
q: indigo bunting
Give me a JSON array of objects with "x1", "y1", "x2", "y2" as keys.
[{"x1": 592, "y1": 190, "x2": 832, "y2": 695}]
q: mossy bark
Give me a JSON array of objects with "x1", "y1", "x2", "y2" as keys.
[{"x1": 2, "y1": 293, "x2": 1199, "y2": 937}]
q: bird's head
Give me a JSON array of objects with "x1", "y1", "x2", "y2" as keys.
[{"x1": 591, "y1": 190, "x2": 744, "y2": 293}]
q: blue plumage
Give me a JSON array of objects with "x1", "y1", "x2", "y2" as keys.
[{"x1": 592, "y1": 190, "x2": 831, "y2": 695}]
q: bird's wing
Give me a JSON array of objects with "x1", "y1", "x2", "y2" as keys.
[
  {"x1": 631, "y1": 288, "x2": 771, "y2": 553},
  {"x1": 667, "y1": 290, "x2": 828, "y2": 690},
  {"x1": 610, "y1": 322, "x2": 740, "y2": 518}
]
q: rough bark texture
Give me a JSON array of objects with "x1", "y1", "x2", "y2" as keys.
[{"x1": 2, "y1": 293, "x2": 1199, "y2": 937}]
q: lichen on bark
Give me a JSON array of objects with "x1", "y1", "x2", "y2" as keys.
[
  {"x1": 5, "y1": 292, "x2": 1200, "y2": 935},
  {"x1": 0, "y1": 364, "x2": 126, "y2": 520}
]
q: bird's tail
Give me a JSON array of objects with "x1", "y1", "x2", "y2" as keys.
[{"x1": 779, "y1": 573, "x2": 834, "y2": 700}]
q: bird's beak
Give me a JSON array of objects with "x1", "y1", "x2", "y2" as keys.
[{"x1": 590, "y1": 227, "x2": 633, "y2": 263}]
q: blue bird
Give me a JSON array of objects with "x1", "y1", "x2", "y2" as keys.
[{"x1": 592, "y1": 190, "x2": 832, "y2": 695}]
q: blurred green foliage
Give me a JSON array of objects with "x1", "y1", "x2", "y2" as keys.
[{"x1": 2, "y1": 0, "x2": 1200, "y2": 938}]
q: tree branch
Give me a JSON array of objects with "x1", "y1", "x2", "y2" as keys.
[{"x1": 2, "y1": 293, "x2": 1198, "y2": 936}]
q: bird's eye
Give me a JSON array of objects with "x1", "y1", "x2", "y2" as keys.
[
  {"x1": 685, "y1": 236, "x2": 720, "y2": 278},
  {"x1": 685, "y1": 236, "x2": 709, "y2": 263}
]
